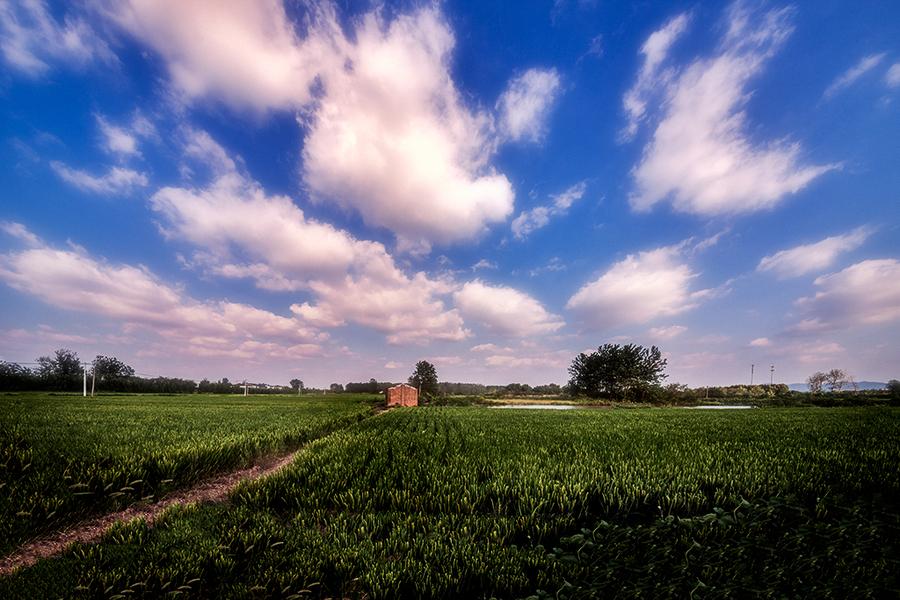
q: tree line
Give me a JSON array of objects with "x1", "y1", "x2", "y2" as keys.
[{"x1": 0, "y1": 349, "x2": 296, "y2": 394}]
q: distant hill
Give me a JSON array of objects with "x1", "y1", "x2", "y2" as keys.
[{"x1": 787, "y1": 381, "x2": 887, "y2": 392}]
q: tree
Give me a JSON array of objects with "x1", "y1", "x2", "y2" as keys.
[
  {"x1": 824, "y1": 368, "x2": 848, "y2": 392},
  {"x1": 35, "y1": 348, "x2": 82, "y2": 380},
  {"x1": 567, "y1": 344, "x2": 667, "y2": 399},
  {"x1": 329, "y1": 383, "x2": 344, "y2": 393},
  {"x1": 409, "y1": 360, "x2": 439, "y2": 400},
  {"x1": 289, "y1": 378, "x2": 303, "y2": 393},
  {"x1": 92, "y1": 355, "x2": 135, "y2": 381},
  {"x1": 807, "y1": 372, "x2": 827, "y2": 394}
]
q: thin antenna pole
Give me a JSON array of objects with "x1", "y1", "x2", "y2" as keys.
[
  {"x1": 750, "y1": 364, "x2": 754, "y2": 386},
  {"x1": 770, "y1": 365, "x2": 774, "y2": 385}
]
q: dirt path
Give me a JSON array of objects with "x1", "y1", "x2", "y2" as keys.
[{"x1": 0, "y1": 447, "x2": 301, "y2": 577}]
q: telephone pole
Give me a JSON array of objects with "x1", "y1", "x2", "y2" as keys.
[
  {"x1": 750, "y1": 363, "x2": 754, "y2": 385},
  {"x1": 770, "y1": 365, "x2": 775, "y2": 385}
]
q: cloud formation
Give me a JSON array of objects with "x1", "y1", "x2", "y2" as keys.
[
  {"x1": 511, "y1": 181, "x2": 587, "y2": 240},
  {"x1": 628, "y1": 3, "x2": 836, "y2": 215},
  {"x1": 95, "y1": 113, "x2": 155, "y2": 158},
  {"x1": 757, "y1": 226, "x2": 870, "y2": 279},
  {"x1": 791, "y1": 259, "x2": 900, "y2": 333},
  {"x1": 886, "y1": 63, "x2": 900, "y2": 88},
  {"x1": 823, "y1": 53, "x2": 886, "y2": 99},
  {"x1": 51, "y1": 162, "x2": 149, "y2": 195},
  {"x1": 454, "y1": 280, "x2": 564, "y2": 337},
  {"x1": 497, "y1": 68, "x2": 562, "y2": 143},
  {"x1": 621, "y1": 12, "x2": 690, "y2": 141},
  {"x1": 567, "y1": 244, "x2": 710, "y2": 329},
  {"x1": 151, "y1": 142, "x2": 468, "y2": 345},
  {"x1": 105, "y1": 3, "x2": 553, "y2": 251},
  {"x1": 0, "y1": 0, "x2": 114, "y2": 76},
  {"x1": 0, "y1": 227, "x2": 326, "y2": 360},
  {"x1": 105, "y1": 0, "x2": 343, "y2": 111},
  {"x1": 302, "y1": 8, "x2": 514, "y2": 252}
]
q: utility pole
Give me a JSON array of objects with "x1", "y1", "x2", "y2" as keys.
[
  {"x1": 91, "y1": 367, "x2": 96, "y2": 397},
  {"x1": 750, "y1": 364, "x2": 754, "y2": 386},
  {"x1": 83, "y1": 363, "x2": 87, "y2": 397},
  {"x1": 770, "y1": 365, "x2": 775, "y2": 385}
]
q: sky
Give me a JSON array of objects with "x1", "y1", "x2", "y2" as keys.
[{"x1": 1, "y1": 0, "x2": 898, "y2": 388}]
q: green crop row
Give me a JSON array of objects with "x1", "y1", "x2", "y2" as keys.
[
  {"x1": 2, "y1": 406, "x2": 898, "y2": 598},
  {"x1": 0, "y1": 393, "x2": 375, "y2": 556}
]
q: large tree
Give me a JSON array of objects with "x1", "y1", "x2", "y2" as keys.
[
  {"x1": 92, "y1": 355, "x2": 135, "y2": 381},
  {"x1": 824, "y1": 368, "x2": 848, "y2": 392},
  {"x1": 409, "y1": 360, "x2": 439, "y2": 400},
  {"x1": 35, "y1": 348, "x2": 82, "y2": 379},
  {"x1": 807, "y1": 372, "x2": 827, "y2": 394},
  {"x1": 289, "y1": 378, "x2": 304, "y2": 393},
  {"x1": 567, "y1": 344, "x2": 667, "y2": 399}
]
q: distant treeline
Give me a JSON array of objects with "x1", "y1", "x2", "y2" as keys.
[
  {"x1": 0, "y1": 349, "x2": 298, "y2": 395},
  {"x1": 0, "y1": 363, "x2": 197, "y2": 393}
]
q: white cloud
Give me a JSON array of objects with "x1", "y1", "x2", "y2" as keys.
[
  {"x1": 105, "y1": 0, "x2": 344, "y2": 111},
  {"x1": 51, "y1": 161, "x2": 149, "y2": 195},
  {"x1": 823, "y1": 53, "x2": 886, "y2": 99},
  {"x1": 96, "y1": 115, "x2": 136, "y2": 157},
  {"x1": 0, "y1": 229, "x2": 326, "y2": 359},
  {"x1": 750, "y1": 337, "x2": 770, "y2": 347},
  {"x1": 1, "y1": 221, "x2": 41, "y2": 246},
  {"x1": 628, "y1": 4, "x2": 837, "y2": 215},
  {"x1": 95, "y1": 112, "x2": 156, "y2": 158},
  {"x1": 886, "y1": 63, "x2": 900, "y2": 88},
  {"x1": 180, "y1": 128, "x2": 238, "y2": 176},
  {"x1": 529, "y1": 257, "x2": 567, "y2": 277},
  {"x1": 497, "y1": 67, "x2": 562, "y2": 143},
  {"x1": 757, "y1": 226, "x2": 871, "y2": 279},
  {"x1": 471, "y1": 259, "x2": 497, "y2": 271},
  {"x1": 0, "y1": 0, "x2": 115, "y2": 76},
  {"x1": 454, "y1": 280, "x2": 564, "y2": 337},
  {"x1": 302, "y1": 8, "x2": 514, "y2": 251},
  {"x1": 511, "y1": 181, "x2": 587, "y2": 239},
  {"x1": 621, "y1": 12, "x2": 690, "y2": 140},
  {"x1": 106, "y1": 3, "x2": 521, "y2": 251},
  {"x1": 470, "y1": 343, "x2": 513, "y2": 353},
  {"x1": 567, "y1": 244, "x2": 710, "y2": 329},
  {"x1": 152, "y1": 173, "x2": 358, "y2": 283},
  {"x1": 648, "y1": 325, "x2": 687, "y2": 339},
  {"x1": 791, "y1": 259, "x2": 900, "y2": 333},
  {"x1": 150, "y1": 143, "x2": 468, "y2": 345}
]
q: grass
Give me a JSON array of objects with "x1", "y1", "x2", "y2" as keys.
[
  {"x1": 2, "y1": 405, "x2": 899, "y2": 598},
  {"x1": 0, "y1": 392, "x2": 375, "y2": 556}
]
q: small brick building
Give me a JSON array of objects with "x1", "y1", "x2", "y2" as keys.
[{"x1": 386, "y1": 383, "x2": 419, "y2": 407}]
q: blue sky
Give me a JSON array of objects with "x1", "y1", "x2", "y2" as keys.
[{"x1": 1, "y1": 0, "x2": 898, "y2": 387}]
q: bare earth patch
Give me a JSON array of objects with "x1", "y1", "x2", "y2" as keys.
[{"x1": 0, "y1": 448, "x2": 301, "y2": 576}]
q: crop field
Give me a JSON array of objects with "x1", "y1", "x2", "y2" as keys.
[
  {"x1": 2, "y1": 405, "x2": 898, "y2": 598},
  {"x1": 0, "y1": 393, "x2": 375, "y2": 557}
]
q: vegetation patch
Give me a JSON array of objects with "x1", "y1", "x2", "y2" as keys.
[
  {"x1": 0, "y1": 393, "x2": 375, "y2": 556},
  {"x1": 3, "y1": 406, "x2": 897, "y2": 598}
]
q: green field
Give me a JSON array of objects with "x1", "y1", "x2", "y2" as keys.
[
  {"x1": 2, "y1": 404, "x2": 899, "y2": 598},
  {"x1": 0, "y1": 393, "x2": 375, "y2": 556}
]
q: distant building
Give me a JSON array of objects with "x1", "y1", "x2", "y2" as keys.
[{"x1": 386, "y1": 383, "x2": 418, "y2": 407}]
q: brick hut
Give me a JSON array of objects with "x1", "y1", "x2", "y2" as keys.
[{"x1": 386, "y1": 383, "x2": 419, "y2": 407}]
